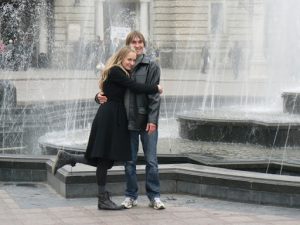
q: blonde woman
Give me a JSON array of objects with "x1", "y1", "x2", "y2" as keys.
[{"x1": 52, "y1": 46, "x2": 162, "y2": 210}]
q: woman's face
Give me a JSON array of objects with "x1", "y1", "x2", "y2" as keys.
[{"x1": 122, "y1": 51, "x2": 136, "y2": 71}]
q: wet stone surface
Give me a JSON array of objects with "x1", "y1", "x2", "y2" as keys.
[{"x1": 39, "y1": 118, "x2": 300, "y2": 170}]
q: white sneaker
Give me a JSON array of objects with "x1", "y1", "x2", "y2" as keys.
[
  {"x1": 149, "y1": 197, "x2": 166, "y2": 210},
  {"x1": 121, "y1": 197, "x2": 138, "y2": 209}
]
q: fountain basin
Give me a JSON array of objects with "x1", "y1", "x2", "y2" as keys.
[
  {"x1": 282, "y1": 91, "x2": 300, "y2": 114},
  {"x1": 2, "y1": 154, "x2": 300, "y2": 208},
  {"x1": 46, "y1": 160, "x2": 300, "y2": 208},
  {"x1": 178, "y1": 110, "x2": 300, "y2": 147}
]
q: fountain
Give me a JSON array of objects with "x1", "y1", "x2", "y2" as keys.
[
  {"x1": 175, "y1": 0, "x2": 300, "y2": 176},
  {"x1": 177, "y1": 0, "x2": 300, "y2": 149},
  {"x1": 2, "y1": 0, "x2": 300, "y2": 208}
]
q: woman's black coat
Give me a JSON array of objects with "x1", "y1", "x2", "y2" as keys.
[{"x1": 85, "y1": 66, "x2": 158, "y2": 162}]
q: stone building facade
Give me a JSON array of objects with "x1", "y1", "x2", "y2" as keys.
[
  {"x1": 48, "y1": 0, "x2": 152, "y2": 68},
  {"x1": 48, "y1": 0, "x2": 264, "y2": 70},
  {"x1": 0, "y1": 0, "x2": 265, "y2": 70},
  {"x1": 152, "y1": 0, "x2": 264, "y2": 70}
]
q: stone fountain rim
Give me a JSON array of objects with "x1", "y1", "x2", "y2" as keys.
[{"x1": 177, "y1": 113, "x2": 300, "y2": 126}]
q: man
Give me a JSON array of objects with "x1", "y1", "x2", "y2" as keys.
[
  {"x1": 228, "y1": 41, "x2": 243, "y2": 79},
  {"x1": 97, "y1": 31, "x2": 165, "y2": 210},
  {"x1": 200, "y1": 42, "x2": 210, "y2": 74},
  {"x1": 0, "y1": 39, "x2": 5, "y2": 69},
  {"x1": 5, "y1": 39, "x2": 14, "y2": 70}
]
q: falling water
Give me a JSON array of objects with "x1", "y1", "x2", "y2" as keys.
[{"x1": 1, "y1": 0, "x2": 300, "y2": 176}]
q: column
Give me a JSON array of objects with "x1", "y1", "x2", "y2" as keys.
[
  {"x1": 249, "y1": 0, "x2": 266, "y2": 79},
  {"x1": 95, "y1": 0, "x2": 105, "y2": 40},
  {"x1": 39, "y1": 0, "x2": 48, "y2": 53},
  {"x1": 140, "y1": 0, "x2": 150, "y2": 40}
]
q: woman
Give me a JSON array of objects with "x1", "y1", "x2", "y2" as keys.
[{"x1": 52, "y1": 46, "x2": 162, "y2": 210}]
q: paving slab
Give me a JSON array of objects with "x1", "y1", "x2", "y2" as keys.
[{"x1": 1, "y1": 182, "x2": 300, "y2": 225}]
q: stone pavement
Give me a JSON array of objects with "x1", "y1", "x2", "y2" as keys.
[{"x1": 1, "y1": 182, "x2": 300, "y2": 225}]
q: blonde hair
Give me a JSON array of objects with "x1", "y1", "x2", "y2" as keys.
[{"x1": 99, "y1": 46, "x2": 136, "y2": 90}]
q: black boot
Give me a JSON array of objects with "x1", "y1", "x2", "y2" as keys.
[
  {"x1": 52, "y1": 150, "x2": 76, "y2": 175},
  {"x1": 98, "y1": 192, "x2": 123, "y2": 210}
]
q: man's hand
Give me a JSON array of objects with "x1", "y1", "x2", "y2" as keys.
[
  {"x1": 97, "y1": 92, "x2": 107, "y2": 104},
  {"x1": 157, "y1": 85, "x2": 163, "y2": 94},
  {"x1": 146, "y1": 123, "x2": 157, "y2": 134}
]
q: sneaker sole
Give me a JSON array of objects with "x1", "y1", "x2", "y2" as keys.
[
  {"x1": 122, "y1": 201, "x2": 138, "y2": 209},
  {"x1": 149, "y1": 203, "x2": 165, "y2": 210},
  {"x1": 122, "y1": 203, "x2": 137, "y2": 209}
]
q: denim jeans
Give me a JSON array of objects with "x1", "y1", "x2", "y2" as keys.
[{"x1": 124, "y1": 130, "x2": 160, "y2": 201}]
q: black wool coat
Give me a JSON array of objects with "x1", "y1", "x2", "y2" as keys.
[{"x1": 85, "y1": 66, "x2": 158, "y2": 162}]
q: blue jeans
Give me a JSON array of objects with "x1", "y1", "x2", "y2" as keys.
[{"x1": 124, "y1": 130, "x2": 160, "y2": 201}]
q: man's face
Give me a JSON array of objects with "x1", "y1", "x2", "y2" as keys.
[{"x1": 129, "y1": 37, "x2": 145, "y2": 56}]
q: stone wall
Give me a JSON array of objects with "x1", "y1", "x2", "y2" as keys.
[
  {"x1": 152, "y1": 0, "x2": 259, "y2": 69},
  {"x1": 52, "y1": 0, "x2": 96, "y2": 68},
  {"x1": 49, "y1": 0, "x2": 264, "y2": 70}
]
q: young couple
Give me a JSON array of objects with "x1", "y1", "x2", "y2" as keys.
[{"x1": 52, "y1": 31, "x2": 165, "y2": 210}]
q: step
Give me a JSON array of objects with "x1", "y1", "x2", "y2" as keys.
[{"x1": 46, "y1": 159, "x2": 300, "y2": 208}]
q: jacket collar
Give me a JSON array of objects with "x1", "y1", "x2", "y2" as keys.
[{"x1": 136, "y1": 54, "x2": 150, "y2": 66}]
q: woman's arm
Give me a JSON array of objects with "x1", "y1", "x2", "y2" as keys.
[{"x1": 109, "y1": 66, "x2": 162, "y2": 94}]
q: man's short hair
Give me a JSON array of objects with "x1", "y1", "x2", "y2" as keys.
[{"x1": 125, "y1": 31, "x2": 146, "y2": 47}]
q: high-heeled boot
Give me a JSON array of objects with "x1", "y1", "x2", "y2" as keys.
[
  {"x1": 98, "y1": 192, "x2": 123, "y2": 210},
  {"x1": 52, "y1": 150, "x2": 76, "y2": 175}
]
